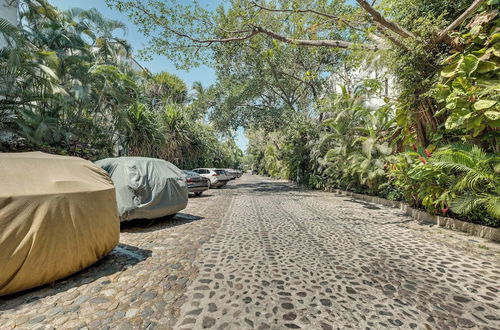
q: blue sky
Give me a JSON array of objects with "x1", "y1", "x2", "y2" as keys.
[{"x1": 48, "y1": 0, "x2": 248, "y2": 152}]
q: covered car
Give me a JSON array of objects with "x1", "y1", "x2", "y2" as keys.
[
  {"x1": 0, "y1": 152, "x2": 120, "y2": 296},
  {"x1": 95, "y1": 157, "x2": 188, "y2": 221}
]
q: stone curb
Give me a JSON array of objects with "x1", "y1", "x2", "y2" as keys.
[{"x1": 329, "y1": 188, "x2": 500, "y2": 243}]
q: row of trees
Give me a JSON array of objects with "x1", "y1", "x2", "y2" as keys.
[
  {"x1": 108, "y1": 0, "x2": 499, "y2": 226},
  {"x1": 0, "y1": 0, "x2": 243, "y2": 169},
  {"x1": 241, "y1": 1, "x2": 500, "y2": 226}
]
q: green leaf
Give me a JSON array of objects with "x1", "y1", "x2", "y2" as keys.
[
  {"x1": 476, "y1": 78, "x2": 500, "y2": 89},
  {"x1": 473, "y1": 99, "x2": 497, "y2": 110},
  {"x1": 445, "y1": 113, "x2": 464, "y2": 130},
  {"x1": 440, "y1": 52, "x2": 460, "y2": 65},
  {"x1": 38, "y1": 64, "x2": 59, "y2": 81},
  {"x1": 493, "y1": 43, "x2": 500, "y2": 57},
  {"x1": 466, "y1": 114, "x2": 482, "y2": 131},
  {"x1": 472, "y1": 123, "x2": 485, "y2": 137},
  {"x1": 490, "y1": 33, "x2": 500, "y2": 43},
  {"x1": 441, "y1": 57, "x2": 462, "y2": 78},
  {"x1": 484, "y1": 111, "x2": 500, "y2": 121},
  {"x1": 417, "y1": 146, "x2": 427, "y2": 158},
  {"x1": 476, "y1": 60, "x2": 497, "y2": 73},
  {"x1": 446, "y1": 101, "x2": 457, "y2": 110},
  {"x1": 490, "y1": 119, "x2": 500, "y2": 128},
  {"x1": 434, "y1": 107, "x2": 448, "y2": 116},
  {"x1": 451, "y1": 76, "x2": 470, "y2": 91},
  {"x1": 377, "y1": 142, "x2": 392, "y2": 155},
  {"x1": 433, "y1": 83, "x2": 450, "y2": 102},
  {"x1": 459, "y1": 54, "x2": 479, "y2": 77},
  {"x1": 470, "y1": 25, "x2": 482, "y2": 35}
]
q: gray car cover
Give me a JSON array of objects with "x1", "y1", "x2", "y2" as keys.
[{"x1": 95, "y1": 157, "x2": 188, "y2": 221}]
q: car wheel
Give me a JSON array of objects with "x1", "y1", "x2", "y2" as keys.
[{"x1": 195, "y1": 192, "x2": 203, "y2": 196}]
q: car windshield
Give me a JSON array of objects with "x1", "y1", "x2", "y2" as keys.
[{"x1": 215, "y1": 170, "x2": 226, "y2": 175}]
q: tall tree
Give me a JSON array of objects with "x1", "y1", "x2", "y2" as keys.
[{"x1": 107, "y1": 0, "x2": 487, "y2": 145}]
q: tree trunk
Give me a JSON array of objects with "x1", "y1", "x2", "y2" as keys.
[
  {"x1": 414, "y1": 119, "x2": 429, "y2": 147},
  {"x1": 413, "y1": 96, "x2": 441, "y2": 147}
]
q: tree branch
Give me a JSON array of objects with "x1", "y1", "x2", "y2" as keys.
[
  {"x1": 134, "y1": 2, "x2": 377, "y2": 51},
  {"x1": 436, "y1": 0, "x2": 487, "y2": 41},
  {"x1": 373, "y1": 22, "x2": 408, "y2": 50},
  {"x1": 265, "y1": 58, "x2": 296, "y2": 109},
  {"x1": 134, "y1": 4, "x2": 258, "y2": 43},
  {"x1": 274, "y1": 67, "x2": 319, "y2": 98},
  {"x1": 250, "y1": 1, "x2": 366, "y2": 32},
  {"x1": 355, "y1": 0, "x2": 415, "y2": 39},
  {"x1": 255, "y1": 26, "x2": 378, "y2": 50}
]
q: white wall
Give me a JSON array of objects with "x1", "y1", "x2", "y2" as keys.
[
  {"x1": 0, "y1": 0, "x2": 19, "y2": 48},
  {"x1": 323, "y1": 56, "x2": 397, "y2": 111}
]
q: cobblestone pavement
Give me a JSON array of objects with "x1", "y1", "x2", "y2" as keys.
[
  {"x1": 176, "y1": 176, "x2": 500, "y2": 330},
  {"x1": 0, "y1": 183, "x2": 233, "y2": 329},
  {"x1": 1, "y1": 175, "x2": 499, "y2": 329}
]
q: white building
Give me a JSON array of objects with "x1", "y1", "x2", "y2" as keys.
[
  {"x1": 322, "y1": 35, "x2": 397, "y2": 110},
  {"x1": 0, "y1": 0, "x2": 19, "y2": 48},
  {"x1": 324, "y1": 55, "x2": 396, "y2": 110}
]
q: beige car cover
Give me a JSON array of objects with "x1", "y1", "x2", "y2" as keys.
[{"x1": 0, "y1": 152, "x2": 120, "y2": 296}]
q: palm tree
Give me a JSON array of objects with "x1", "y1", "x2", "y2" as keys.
[
  {"x1": 145, "y1": 72, "x2": 188, "y2": 109},
  {"x1": 317, "y1": 84, "x2": 397, "y2": 191},
  {"x1": 63, "y1": 8, "x2": 130, "y2": 65},
  {"x1": 0, "y1": 17, "x2": 60, "y2": 133}
]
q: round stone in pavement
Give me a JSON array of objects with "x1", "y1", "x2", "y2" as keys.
[
  {"x1": 0, "y1": 183, "x2": 233, "y2": 329},
  {"x1": 1, "y1": 176, "x2": 499, "y2": 330},
  {"x1": 174, "y1": 175, "x2": 500, "y2": 329}
]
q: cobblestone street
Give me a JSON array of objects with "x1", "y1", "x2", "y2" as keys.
[{"x1": 1, "y1": 175, "x2": 499, "y2": 329}]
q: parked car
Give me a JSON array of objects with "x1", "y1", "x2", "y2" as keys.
[
  {"x1": 252, "y1": 169, "x2": 258, "y2": 175},
  {"x1": 182, "y1": 170, "x2": 209, "y2": 196},
  {"x1": 0, "y1": 152, "x2": 119, "y2": 296},
  {"x1": 224, "y1": 169, "x2": 238, "y2": 180},
  {"x1": 96, "y1": 157, "x2": 188, "y2": 221},
  {"x1": 192, "y1": 168, "x2": 230, "y2": 188}
]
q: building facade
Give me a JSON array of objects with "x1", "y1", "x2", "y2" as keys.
[{"x1": 0, "y1": 0, "x2": 19, "y2": 48}]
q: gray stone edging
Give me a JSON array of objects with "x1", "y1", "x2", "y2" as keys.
[{"x1": 329, "y1": 188, "x2": 500, "y2": 243}]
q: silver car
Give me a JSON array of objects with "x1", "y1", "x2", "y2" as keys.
[
  {"x1": 192, "y1": 168, "x2": 230, "y2": 188},
  {"x1": 224, "y1": 169, "x2": 238, "y2": 180},
  {"x1": 182, "y1": 170, "x2": 210, "y2": 196}
]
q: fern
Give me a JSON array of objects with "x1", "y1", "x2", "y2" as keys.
[{"x1": 431, "y1": 145, "x2": 500, "y2": 220}]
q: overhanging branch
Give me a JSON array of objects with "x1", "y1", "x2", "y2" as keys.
[
  {"x1": 134, "y1": 2, "x2": 377, "y2": 51},
  {"x1": 355, "y1": 0, "x2": 415, "y2": 39},
  {"x1": 437, "y1": 0, "x2": 487, "y2": 41},
  {"x1": 250, "y1": 1, "x2": 366, "y2": 32},
  {"x1": 255, "y1": 26, "x2": 378, "y2": 50},
  {"x1": 373, "y1": 22, "x2": 408, "y2": 50}
]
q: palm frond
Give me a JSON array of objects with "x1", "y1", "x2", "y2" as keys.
[{"x1": 0, "y1": 18, "x2": 23, "y2": 47}]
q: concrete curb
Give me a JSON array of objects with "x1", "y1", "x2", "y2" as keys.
[{"x1": 329, "y1": 188, "x2": 500, "y2": 243}]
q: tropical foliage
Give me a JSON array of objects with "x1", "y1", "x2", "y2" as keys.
[
  {"x1": 230, "y1": 1, "x2": 499, "y2": 227},
  {"x1": 0, "y1": 0, "x2": 242, "y2": 168},
  {"x1": 2, "y1": 0, "x2": 498, "y2": 226},
  {"x1": 433, "y1": 9, "x2": 500, "y2": 150}
]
